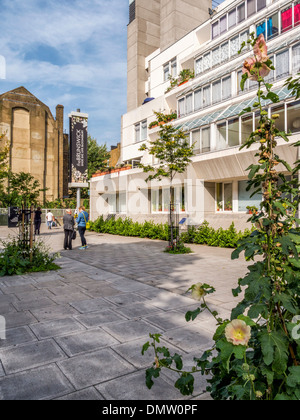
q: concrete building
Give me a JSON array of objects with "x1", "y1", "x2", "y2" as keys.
[
  {"x1": 90, "y1": 0, "x2": 300, "y2": 230},
  {"x1": 0, "y1": 86, "x2": 69, "y2": 203}
]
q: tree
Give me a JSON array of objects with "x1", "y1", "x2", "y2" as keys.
[
  {"x1": 87, "y1": 135, "x2": 110, "y2": 179},
  {"x1": 139, "y1": 121, "x2": 194, "y2": 249},
  {"x1": 0, "y1": 134, "x2": 9, "y2": 197}
]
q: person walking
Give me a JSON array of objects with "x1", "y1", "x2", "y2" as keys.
[
  {"x1": 76, "y1": 206, "x2": 89, "y2": 250},
  {"x1": 63, "y1": 209, "x2": 75, "y2": 250},
  {"x1": 34, "y1": 207, "x2": 42, "y2": 235},
  {"x1": 46, "y1": 210, "x2": 54, "y2": 229}
]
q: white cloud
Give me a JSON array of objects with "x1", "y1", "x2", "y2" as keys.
[{"x1": 0, "y1": 0, "x2": 129, "y2": 146}]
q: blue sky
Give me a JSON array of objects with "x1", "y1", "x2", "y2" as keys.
[{"x1": 0, "y1": 0, "x2": 128, "y2": 148}]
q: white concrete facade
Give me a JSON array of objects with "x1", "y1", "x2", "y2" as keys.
[{"x1": 90, "y1": 0, "x2": 300, "y2": 230}]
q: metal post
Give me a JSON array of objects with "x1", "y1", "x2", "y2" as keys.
[{"x1": 77, "y1": 187, "x2": 81, "y2": 210}]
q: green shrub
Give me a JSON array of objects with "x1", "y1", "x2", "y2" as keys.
[
  {"x1": 0, "y1": 237, "x2": 60, "y2": 276},
  {"x1": 90, "y1": 216, "x2": 251, "y2": 249}
]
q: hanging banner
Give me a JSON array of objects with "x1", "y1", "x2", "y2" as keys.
[{"x1": 69, "y1": 111, "x2": 89, "y2": 187}]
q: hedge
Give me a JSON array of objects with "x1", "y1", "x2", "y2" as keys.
[{"x1": 89, "y1": 216, "x2": 252, "y2": 249}]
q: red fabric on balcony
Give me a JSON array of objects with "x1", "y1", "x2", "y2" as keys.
[{"x1": 281, "y1": 7, "x2": 293, "y2": 32}]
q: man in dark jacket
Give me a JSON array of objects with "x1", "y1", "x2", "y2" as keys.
[{"x1": 63, "y1": 209, "x2": 75, "y2": 250}]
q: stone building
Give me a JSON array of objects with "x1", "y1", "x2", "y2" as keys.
[{"x1": 0, "y1": 86, "x2": 69, "y2": 203}]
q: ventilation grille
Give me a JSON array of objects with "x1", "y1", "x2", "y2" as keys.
[{"x1": 129, "y1": 0, "x2": 135, "y2": 24}]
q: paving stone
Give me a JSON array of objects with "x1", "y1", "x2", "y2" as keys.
[
  {"x1": 0, "y1": 303, "x2": 16, "y2": 315},
  {"x1": 30, "y1": 318, "x2": 85, "y2": 340},
  {"x1": 13, "y1": 297, "x2": 56, "y2": 312},
  {"x1": 144, "y1": 310, "x2": 194, "y2": 331},
  {"x1": 0, "y1": 284, "x2": 37, "y2": 295},
  {"x1": 114, "y1": 301, "x2": 163, "y2": 319},
  {"x1": 0, "y1": 365, "x2": 74, "y2": 400},
  {"x1": 102, "y1": 319, "x2": 162, "y2": 343},
  {"x1": 105, "y1": 293, "x2": 148, "y2": 306},
  {"x1": 95, "y1": 370, "x2": 187, "y2": 400},
  {"x1": 0, "y1": 363, "x2": 4, "y2": 377},
  {"x1": 4, "y1": 311, "x2": 37, "y2": 329},
  {"x1": 162, "y1": 324, "x2": 214, "y2": 353},
  {"x1": 0, "y1": 326, "x2": 37, "y2": 349},
  {"x1": 31, "y1": 304, "x2": 79, "y2": 322},
  {"x1": 58, "y1": 348, "x2": 136, "y2": 389},
  {"x1": 74, "y1": 309, "x2": 128, "y2": 328},
  {"x1": 47, "y1": 291, "x2": 91, "y2": 305},
  {"x1": 55, "y1": 328, "x2": 120, "y2": 356},
  {"x1": 0, "y1": 339, "x2": 66, "y2": 374},
  {"x1": 55, "y1": 387, "x2": 104, "y2": 400},
  {"x1": 69, "y1": 297, "x2": 116, "y2": 314}
]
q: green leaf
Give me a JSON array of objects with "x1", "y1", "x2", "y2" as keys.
[
  {"x1": 141, "y1": 341, "x2": 150, "y2": 355},
  {"x1": 258, "y1": 331, "x2": 289, "y2": 373},
  {"x1": 286, "y1": 366, "x2": 300, "y2": 388},
  {"x1": 145, "y1": 367, "x2": 161, "y2": 389},
  {"x1": 175, "y1": 373, "x2": 195, "y2": 396}
]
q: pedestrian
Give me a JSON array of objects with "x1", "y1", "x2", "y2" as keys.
[
  {"x1": 34, "y1": 207, "x2": 42, "y2": 235},
  {"x1": 76, "y1": 206, "x2": 89, "y2": 250},
  {"x1": 46, "y1": 210, "x2": 54, "y2": 229},
  {"x1": 63, "y1": 209, "x2": 75, "y2": 250}
]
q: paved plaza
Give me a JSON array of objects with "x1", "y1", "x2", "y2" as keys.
[{"x1": 0, "y1": 224, "x2": 249, "y2": 400}]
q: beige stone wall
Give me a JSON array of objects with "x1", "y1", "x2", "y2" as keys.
[{"x1": 0, "y1": 87, "x2": 68, "y2": 204}]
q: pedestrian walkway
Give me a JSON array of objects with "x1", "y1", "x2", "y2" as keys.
[{"x1": 0, "y1": 225, "x2": 248, "y2": 400}]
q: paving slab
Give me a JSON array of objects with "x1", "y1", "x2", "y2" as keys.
[
  {"x1": 29, "y1": 317, "x2": 85, "y2": 340},
  {"x1": 0, "y1": 339, "x2": 67, "y2": 374},
  {"x1": 30, "y1": 304, "x2": 80, "y2": 322},
  {"x1": 55, "y1": 387, "x2": 104, "y2": 400},
  {"x1": 0, "y1": 326, "x2": 37, "y2": 349},
  {"x1": 55, "y1": 328, "x2": 120, "y2": 356},
  {"x1": 58, "y1": 348, "x2": 136, "y2": 390},
  {"x1": 74, "y1": 309, "x2": 128, "y2": 328},
  {"x1": 0, "y1": 365, "x2": 74, "y2": 400},
  {"x1": 102, "y1": 319, "x2": 163, "y2": 343}
]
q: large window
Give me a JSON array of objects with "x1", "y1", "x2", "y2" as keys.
[
  {"x1": 216, "y1": 183, "x2": 233, "y2": 212},
  {"x1": 292, "y1": 43, "x2": 300, "y2": 72},
  {"x1": 238, "y1": 180, "x2": 261, "y2": 212},
  {"x1": 276, "y1": 50, "x2": 289, "y2": 80},
  {"x1": 151, "y1": 186, "x2": 185, "y2": 213},
  {"x1": 163, "y1": 58, "x2": 177, "y2": 82},
  {"x1": 135, "y1": 120, "x2": 147, "y2": 143},
  {"x1": 191, "y1": 127, "x2": 210, "y2": 155},
  {"x1": 287, "y1": 100, "x2": 300, "y2": 133}
]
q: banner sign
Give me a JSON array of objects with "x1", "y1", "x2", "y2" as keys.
[{"x1": 69, "y1": 111, "x2": 88, "y2": 185}]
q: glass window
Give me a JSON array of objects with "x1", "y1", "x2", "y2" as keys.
[
  {"x1": 212, "y1": 21, "x2": 219, "y2": 39},
  {"x1": 265, "y1": 55, "x2": 274, "y2": 82},
  {"x1": 151, "y1": 190, "x2": 159, "y2": 212},
  {"x1": 267, "y1": 13, "x2": 279, "y2": 39},
  {"x1": 257, "y1": 20, "x2": 266, "y2": 37},
  {"x1": 240, "y1": 31, "x2": 249, "y2": 49},
  {"x1": 141, "y1": 120, "x2": 147, "y2": 141},
  {"x1": 238, "y1": 180, "x2": 262, "y2": 212},
  {"x1": 194, "y1": 89, "x2": 202, "y2": 111},
  {"x1": 295, "y1": 1, "x2": 300, "y2": 26},
  {"x1": 163, "y1": 188, "x2": 170, "y2": 212},
  {"x1": 216, "y1": 122, "x2": 227, "y2": 150},
  {"x1": 203, "y1": 85, "x2": 211, "y2": 107},
  {"x1": 222, "y1": 76, "x2": 232, "y2": 100},
  {"x1": 195, "y1": 57, "x2": 203, "y2": 75},
  {"x1": 241, "y1": 114, "x2": 253, "y2": 144},
  {"x1": 119, "y1": 192, "x2": 127, "y2": 214},
  {"x1": 257, "y1": 0, "x2": 266, "y2": 12},
  {"x1": 276, "y1": 50, "x2": 289, "y2": 79},
  {"x1": 171, "y1": 58, "x2": 177, "y2": 77},
  {"x1": 228, "y1": 9, "x2": 236, "y2": 28},
  {"x1": 287, "y1": 100, "x2": 300, "y2": 133},
  {"x1": 203, "y1": 53, "x2": 211, "y2": 72},
  {"x1": 220, "y1": 15, "x2": 227, "y2": 33},
  {"x1": 135, "y1": 123, "x2": 140, "y2": 143},
  {"x1": 216, "y1": 183, "x2": 223, "y2": 211},
  {"x1": 237, "y1": 3, "x2": 245, "y2": 22},
  {"x1": 163, "y1": 63, "x2": 169, "y2": 82},
  {"x1": 220, "y1": 42, "x2": 229, "y2": 63},
  {"x1": 202, "y1": 127, "x2": 210, "y2": 153},
  {"x1": 192, "y1": 130, "x2": 200, "y2": 154},
  {"x1": 224, "y1": 184, "x2": 233, "y2": 211},
  {"x1": 247, "y1": 0, "x2": 256, "y2": 17},
  {"x1": 212, "y1": 80, "x2": 221, "y2": 104},
  {"x1": 271, "y1": 104, "x2": 285, "y2": 132},
  {"x1": 281, "y1": 6, "x2": 293, "y2": 33},
  {"x1": 230, "y1": 36, "x2": 240, "y2": 57},
  {"x1": 186, "y1": 94, "x2": 193, "y2": 114},
  {"x1": 212, "y1": 47, "x2": 220, "y2": 67},
  {"x1": 178, "y1": 98, "x2": 185, "y2": 117},
  {"x1": 228, "y1": 118, "x2": 240, "y2": 147},
  {"x1": 292, "y1": 43, "x2": 300, "y2": 72}
]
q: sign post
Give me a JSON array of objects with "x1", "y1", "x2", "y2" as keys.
[{"x1": 68, "y1": 110, "x2": 89, "y2": 209}]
